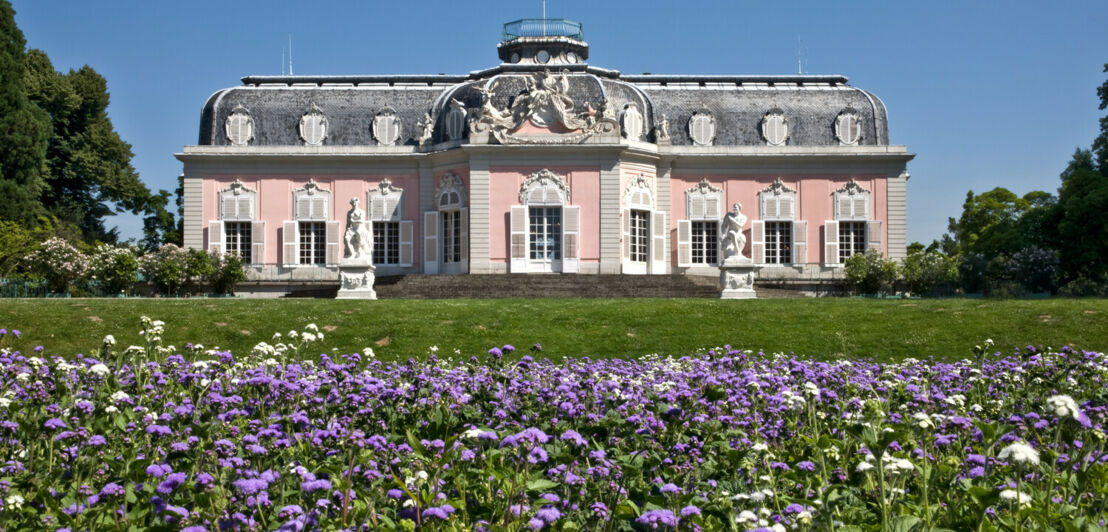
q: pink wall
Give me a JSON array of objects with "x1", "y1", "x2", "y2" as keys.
[
  {"x1": 669, "y1": 174, "x2": 888, "y2": 264},
  {"x1": 203, "y1": 173, "x2": 420, "y2": 265},
  {"x1": 488, "y1": 166, "x2": 602, "y2": 264}
]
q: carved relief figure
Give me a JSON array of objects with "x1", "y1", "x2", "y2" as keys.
[
  {"x1": 343, "y1": 197, "x2": 373, "y2": 260},
  {"x1": 417, "y1": 112, "x2": 435, "y2": 145},
  {"x1": 720, "y1": 202, "x2": 748, "y2": 262}
]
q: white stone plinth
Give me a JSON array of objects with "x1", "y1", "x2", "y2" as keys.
[
  {"x1": 336, "y1": 260, "x2": 377, "y2": 300},
  {"x1": 720, "y1": 264, "x2": 757, "y2": 300}
]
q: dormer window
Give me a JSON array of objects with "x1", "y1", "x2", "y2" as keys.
[
  {"x1": 761, "y1": 108, "x2": 788, "y2": 147},
  {"x1": 225, "y1": 105, "x2": 254, "y2": 146},
  {"x1": 299, "y1": 103, "x2": 327, "y2": 146},
  {"x1": 835, "y1": 107, "x2": 862, "y2": 146}
]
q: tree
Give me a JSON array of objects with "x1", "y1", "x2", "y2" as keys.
[
  {"x1": 948, "y1": 188, "x2": 1030, "y2": 258},
  {"x1": 1093, "y1": 63, "x2": 1108, "y2": 173},
  {"x1": 1056, "y1": 167, "x2": 1108, "y2": 281},
  {"x1": 24, "y1": 49, "x2": 151, "y2": 242},
  {"x1": 0, "y1": 0, "x2": 49, "y2": 226}
]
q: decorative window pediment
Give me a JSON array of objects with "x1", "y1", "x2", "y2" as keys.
[
  {"x1": 759, "y1": 178, "x2": 797, "y2": 220},
  {"x1": 445, "y1": 99, "x2": 467, "y2": 141},
  {"x1": 437, "y1": 172, "x2": 466, "y2": 209},
  {"x1": 519, "y1": 169, "x2": 570, "y2": 206},
  {"x1": 372, "y1": 105, "x2": 402, "y2": 146},
  {"x1": 834, "y1": 179, "x2": 870, "y2": 220},
  {"x1": 225, "y1": 105, "x2": 254, "y2": 146},
  {"x1": 219, "y1": 179, "x2": 256, "y2": 221},
  {"x1": 686, "y1": 178, "x2": 723, "y2": 220},
  {"x1": 621, "y1": 103, "x2": 644, "y2": 141},
  {"x1": 293, "y1": 179, "x2": 330, "y2": 220},
  {"x1": 299, "y1": 103, "x2": 328, "y2": 146},
  {"x1": 368, "y1": 178, "x2": 404, "y2": 221},
  {"x1": 623, "y1": 174, "x2": 653, "y2": 210},
  {"x1": 761, "y1": 107, "x2": 788, "y2": 147},
  {"x1": 835, "y1": 107, "x2": 863, "y2": 146},
  {"x1": 688, "y1": 112, "x2": 716, "y2": 146}
]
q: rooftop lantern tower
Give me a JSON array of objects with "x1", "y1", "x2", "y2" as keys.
[{"x1": 497, "y1": 18, "x2": 588, "y2": 66}]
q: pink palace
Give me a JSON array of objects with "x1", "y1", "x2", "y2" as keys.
[{"x1": 178, "y1": 19, "x2": 913, "y2": 295}]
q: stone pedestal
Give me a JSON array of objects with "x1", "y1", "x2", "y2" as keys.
[
  {"x1": 336, "y1": 260, "x2": 377, "y2": 300},
  {"x1": 719, "y1": 260, "x2": 757, "y2": 299}
]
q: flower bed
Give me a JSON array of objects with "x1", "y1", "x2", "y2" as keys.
[{"x1": 1, "y1": 323, "x2": 1107, "y2": 531}]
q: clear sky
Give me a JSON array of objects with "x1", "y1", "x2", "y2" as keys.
[{"x1": 11, "y1": 0, "x2": 1108, "y2": 245}]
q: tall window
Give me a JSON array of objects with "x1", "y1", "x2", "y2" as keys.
[
  {"x1": 299, "y1": 222, "x2": 326, "y2": 265},
  {"x1": 442, "y1": 210, "x2": 461, "y2": 263},
  {"x1": 374, "y1": 222, "x2": 400, "y2": 264},
  {"x1": 529, "y1": 207, "x2": 562, "y2": 260},
  {"x1": 629, "y1": 210, "x2": 649, "y2": 263},
  {"x1": 839, "y1": 221, "x2": 866, "y2": 262},
  {"x1": 224, "y1": 222, "x2": 252, "y2": 263},
  {"x1": 691, "y1": 221, "x2": 717, "y2": 265},
  {"x1": 765, "y1": 221, "x2": 792, "y2": 264}
]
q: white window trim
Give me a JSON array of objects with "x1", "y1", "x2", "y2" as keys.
[
  {"x1": 512, "y1": 169, "x2": 574, "y2": 273},
  {"x1": 679, "y1": 178, "x2": 723, "y2": 268}
]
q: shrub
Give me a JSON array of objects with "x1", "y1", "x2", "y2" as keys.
[
  {"x1": 206, "y1": 251, "x2": 246, "y2": 295},
  {"x1": 900, "y1": 249, "x2": 957, "y2": 296},
  {"x1": 1006, "y1": 246, "x2": 1060, "y2": 293},
  {"x1": 139, "y1": 244, "x2": 188, "y2": 296},
  {"x1": 23, "y1": 237, "x2": 88, "y2": 293},
  {"x1": 1057, "y1": 275, "x2": 1108, "y2": 297},
  {"x1": 88, "y1": 244, "x2": 140, "y2": 295},
  {"x1": 843, "y1": 248, "x2": 898, "y2": 295},
  {"x1": 184, "y1": 248, "x2": 216, "y2": 295},
  {"x1": 958, "y1": 252, "x2": 988, "y2": 294}
]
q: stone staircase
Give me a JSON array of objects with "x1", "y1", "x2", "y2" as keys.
[{"x1": 281, "y1": 274, "x2": 808, "y2": 299}]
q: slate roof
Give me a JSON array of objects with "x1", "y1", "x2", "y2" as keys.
[{"x1": 198, "y1": 60, "x2": 889, "y2": 148}]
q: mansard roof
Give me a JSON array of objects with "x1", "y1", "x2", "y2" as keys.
[{"x1": 198, "y1": 30, "x2": 890, "y2": 148}]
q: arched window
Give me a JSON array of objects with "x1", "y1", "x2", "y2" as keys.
[
  {"x1": 621, "y1": 174, "x2": 666, "y2": 274},
  {"x1": 424, "y1": 173, "x2": 468, "y2": 274},
  {"x1": 677, "y1": 179, "x2": 723, "y2": 267},
  {"x1": 208, "y1": 179, "x2": 263, "y2": 264},
  {"x1": 751, "y1": 178, "x2": 806, "y2": 266},
  {"x1": 282, "y1": 179, "x2": 338, "y2": 267},
  {"x1": 367, "y1": 179, "x2": 413, "y2": 267},
  {"x1": 510, "y1": 169, "x2": 579, "y2": 273}
]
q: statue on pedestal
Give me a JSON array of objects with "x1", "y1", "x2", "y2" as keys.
[
  {"x1": 720, "y1": 202, "x2": 748, "y2": 263},
  {"x1": 343, "y1": 197, "x2": 372, "y2": 261}
]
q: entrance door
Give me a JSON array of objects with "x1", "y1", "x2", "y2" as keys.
[{"x1": 529, "y1": 206, "x2": 562, "y2": 272}]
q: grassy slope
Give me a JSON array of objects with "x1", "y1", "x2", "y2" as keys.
[{"x1": 1, "y1": 298, "x2": 1106, "y2": 362}]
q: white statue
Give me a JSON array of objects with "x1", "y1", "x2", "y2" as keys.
[
  {"x1": 417, "y1": 112, "x2": 434, "y2": 145},
  {"x1": 655, "y1": 114, "x2": 670, "y2": 141},
  {"x1": 720, "y1": 202, "x2": 748, "y2": 263},
  {"x1": 343, "y1": 197, "x2": 372, "y2": 260}
]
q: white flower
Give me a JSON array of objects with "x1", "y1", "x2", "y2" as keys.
[
  {"x1": 88, "y1": 364, "x2": 110, "y2": 376},
  {"x1": 1046, "y1": 394, "x2": 1082, "y2": 419},
  {"x1": 362, "y1": 347, "x2": 375, "y2": 358},
  {"x1": 288, "y1": 330, "x2": 299, "y2": 339},
  {"x1": 912, "y1": 412, "x2": 934, "y2": 429},
  {"x1": 751, "y1": 442, "x2": 768, "y2": 452},
  {"x1": 104, "y1": 405, "x2": 119, "y2": 414},
  {"x1": 110, "y1": 391, "x2": 131, "y2": 403},
  {"x1": 102, "y1": 335, "x2": 116, "y2": 346},
  {"x1": 272, "y1": 332, "x2": 282, "y2": 341},
  {"x1": 771, "y1": 524, "x2": 787, "y2": 532},
  {"x1": 5, "y1": 494, "x2": 24, "y2": 510},
  {"x1": 856, "y1": 461, "x2": 875, "y2": 472},
  {"x1": 736, "y1": 510, "x2": 758, "y2": 524},
  {"x1": 304, "y1": 323, "x2": 319, "y2": 333},
  {"x1": 999, "y1": 441, "x2": 1041, "y2": 466},
  {"x1": 891, "y1": 458, "x2": 914, "y2": 472},
  {"x1": 0, "y1": 398, "x2": 10, "y2": 408},
  {"x1": 15, "y1": 373, "x2": 31, "y2": 383},
  {"x1": 415, "y1": 470, "x2": 428, "y2": 481},
  {"x1": 301, "y1": 332, "x2": 317, "y2": 343},
  {"x1": 803, "y1": 381, "x2": 821, "y2": 397},
  {"x1": 999, "y1": 489, "x2": 1032, "y2": 506},
  {"x1": 429, "y1": 345, "x2": 439, "y2": 353},
  {"x1": 462, "y1": 428, "x2": 484, "y2": 439}
]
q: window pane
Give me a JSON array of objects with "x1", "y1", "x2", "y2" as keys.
[
  {"x1": 299, "y1": 222, "x2": 324, "y2": 265},
  {"x1": 630, "y1": 210, "x2": 649, "y2": 263},
  {"x1": 373, "y1": 221, "x2": 401, "y2": 265},
  {"x1": 766, "y1": 221, "x2": 792, "y2": 264},
  {"x1": 529, "y1": 207, "x2": 561, "y2": 260},
  {"x1": 691, "y1": 221, "x2": 718, "y2": 265}
]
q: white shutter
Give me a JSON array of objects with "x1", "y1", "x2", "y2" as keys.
[
  {"x1": 651, "y1": 211, "x2": 667, "y2": 274},
  {"x1": 792, "y1": 220, "x2": 807, "y2": 266},
  {"x1": 313, "y1": 196, "x2": 328, "y2": 220},
  {"x1": 779, "y1": 196, "x2": 794, "y2": 220},
  {"x1": 562, "y1": 205, "x2": 580, "y2": 273},
  {"x1": 854, "y1": 196, "x2": 868, "y2": 220},
  {"x1": 677, "y1": 220, "x2": 692, "y2": 267},
  {"x1": 866, "y1": 220, "x2": 883, "y2": 252},
  {"x1": 763, "y1": 196, "x2": 778, "y2": 219},
  {"x1": 369, "y1": 195, "x2": 386, "y2": 221},
  {"x1": 238, "y1": 196, "x2": 254, "y2": 220},
  {"x1": 510, "y1": 205, "x2": 527, "y2": 272},
  {"x1": 621, "y1": 209, "x2": 630, "y2": 262},
  {"x1": 705, "y1": 194, "x2": 721, "y2": 219},
  {"x1": 251, "y1": 220, "x2": 265, "y2": 265},
  {"x1": 282, "y1": 221, "x2": 298, "y2": 266},
  {"x1": 221, "y1": 196, "x2": 237, "y2": 220},
  {"x1": 824, "y1": 221, "x2": 840, "y2": 267},
  {"x1": 399, "y1": 220, "x2": 414, "y2": 267},
  {"x1": 326, "y1": 221, "x2": 340, "y2": 265},
  {"x1": 385, "y1": 195, "x2": 401, "y2": 220},
  {"x1": 423, "y1": 211, "x2": 439, "y2": 274},
  {"x1": 837, "y1": 195, "x2": 852, "y2": 220},
  {"x1": 208, "y1": 221, "x2": 224, "y2": 254},
  {"x1": 688, "y1": 196, "x2": 704, "y2": 219},
  {"x1": 751, "y1": 220, "x2": 765, "y2": 264},
  {"x1": 296, "y1": 195, "x2": 312, "y2": 220},
  {"x1": 460, "y1": 207, "x2": 469, "y2": 270}
]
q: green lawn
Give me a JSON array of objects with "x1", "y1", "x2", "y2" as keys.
[{"x1": 1, "y1": 297, "x2": 1106, "y2": 362}]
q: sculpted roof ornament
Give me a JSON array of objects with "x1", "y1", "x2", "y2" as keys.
[
  {"x1": 835, "y1": 178, "x2": 867, "y2": 196},
  {"x1": 469, "y1": 70, "x2": 618, "y2": 145},
  {"x1": 688, "y1": 178, "x2": 723, "y2": 196},
  {"x1": 519, "y1": 168, "x2": 571, "y2": 204},
  {"x1": 761, "y1": 178, "x2": 796, "y2": 196},
  {"x1": 299, "y1": 178, "x2": 325, "y2": 195},
  {"x1": 221, "y1": 179, "x2": 256, "y2": 196},
  {"x1": 375, "y1": 178, "x2": 403, "y2": 196}
]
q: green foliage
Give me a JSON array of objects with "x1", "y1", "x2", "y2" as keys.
[
  {"x1": 22, "y1": 237, "x2": 88, "y2": 293},
  {"x1": 206, "y1": 251, "x2": 246, "y2": 295},
  {"x1": 844, "y1": 249, "x2": 898, "y2": 295},
  {"x1": 183, "y1": 248, "x2": 215, "y2": 295},
  {"x1": 0, "y1": 220, "x2": 39, "y2": 276},
  {"x1": 139, "y1": 244, "x2": 188, "y2": 296},
  {"x1": 900, "y1": 248, "x2": 957, "y2": 296},
  {"x1": 87, "y1": 243, "x2": 139, "y2": 295},
  {"x1": 0, "y1": 0, "x2": 50, "y2": 226},
  {"x1": 948, "y1": 188, "x2": 1035, "y2": 258},
  {"x1": 1094, "y1": 63, "x2": 1108, "y2": 173},
  {"x1": 1056, "y1": 167, "x2": 1108, "y2": 281}
]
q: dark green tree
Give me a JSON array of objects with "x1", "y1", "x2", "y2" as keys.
[
  {"x1": 948, "y1": 187, "x2": 1030, "y2": 258},
  {"x1": 1056, "y1": 166, "x2": 1108, "y2": 281},
  {"x1": 0, "y1": 0, "x2": 49, "y2": 226},
  {"x1": 142, "y1": 188, "x2": 180, "y2": 249},
  {"x1": 1093, "y1": 63, "x2": 1108, "y2": 173},
  {"x1": 24, "y1": 49, "x2": 151, "y2": 242}
]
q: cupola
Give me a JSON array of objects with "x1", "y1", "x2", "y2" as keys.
[{"x1": 497, "y1": 19, "x2": 589, "y2": 66}]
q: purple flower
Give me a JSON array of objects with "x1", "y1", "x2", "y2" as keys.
[
  {"x1": 637, "y1": 509, "x2": 678, "y2": 528},
  {"x1": 44, "y1": 418, "x2": 67, "y2": 430},
  {"x1": 488, "y1": 347, "x2": 503, "y2": 358},
  {"x1": 591, "y1": 501, "x2": 609, "y2": 518},
  {"x1": 560, "y1": 429, "x2": 588, "y2": 447},
  {"x1": 87, "y1": 435, "x2": 107, "y2": 446},
  {"x1": 536, "y1": 505, "x2": 561, "y2": 523},
  {"x1": 232, "y1": 478, "x2": 269, "y2": 495},
  {"x1": 157, "y1": 472, "x2": 188, "y2": 494},
  {"x1": 680, "y1": 505, "x2": 701, "y2": 517},
  {"x1": 145, "y1": 464, "x2": 172, "y2": 478},
  {"x1": 797, "y1": 460, "x2": 816, "y2": 471},
  {"x1": 659, "y1": 482, "x2": 680, "y2": 494},
  {"x1": 301, "y1": 479, "x2": 331, "y2": 493},
  {"x1": 100, "y1": 483, "x2": 125, "y2": 497},
  {"x1": 387, "y1": 489, "x2": 404, "y2": 499},
  {"x1": 423, "y1": 504, "x2": 455, "y2": 520},
  {"x1": 279, "y1": 505, "x2": 303, "y2": 518}
]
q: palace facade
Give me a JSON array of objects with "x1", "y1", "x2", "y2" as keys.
[{"x1": 178, "y1": 19, "x2": 913, "y2": 293}]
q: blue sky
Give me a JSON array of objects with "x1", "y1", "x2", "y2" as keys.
[{"x1": 12, "y1": 0, "x2": 1108, "y2": 244}]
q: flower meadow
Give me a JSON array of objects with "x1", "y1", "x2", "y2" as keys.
[{"x1": 1, "y1": 321, "x2": 1107, "y2": 532}]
